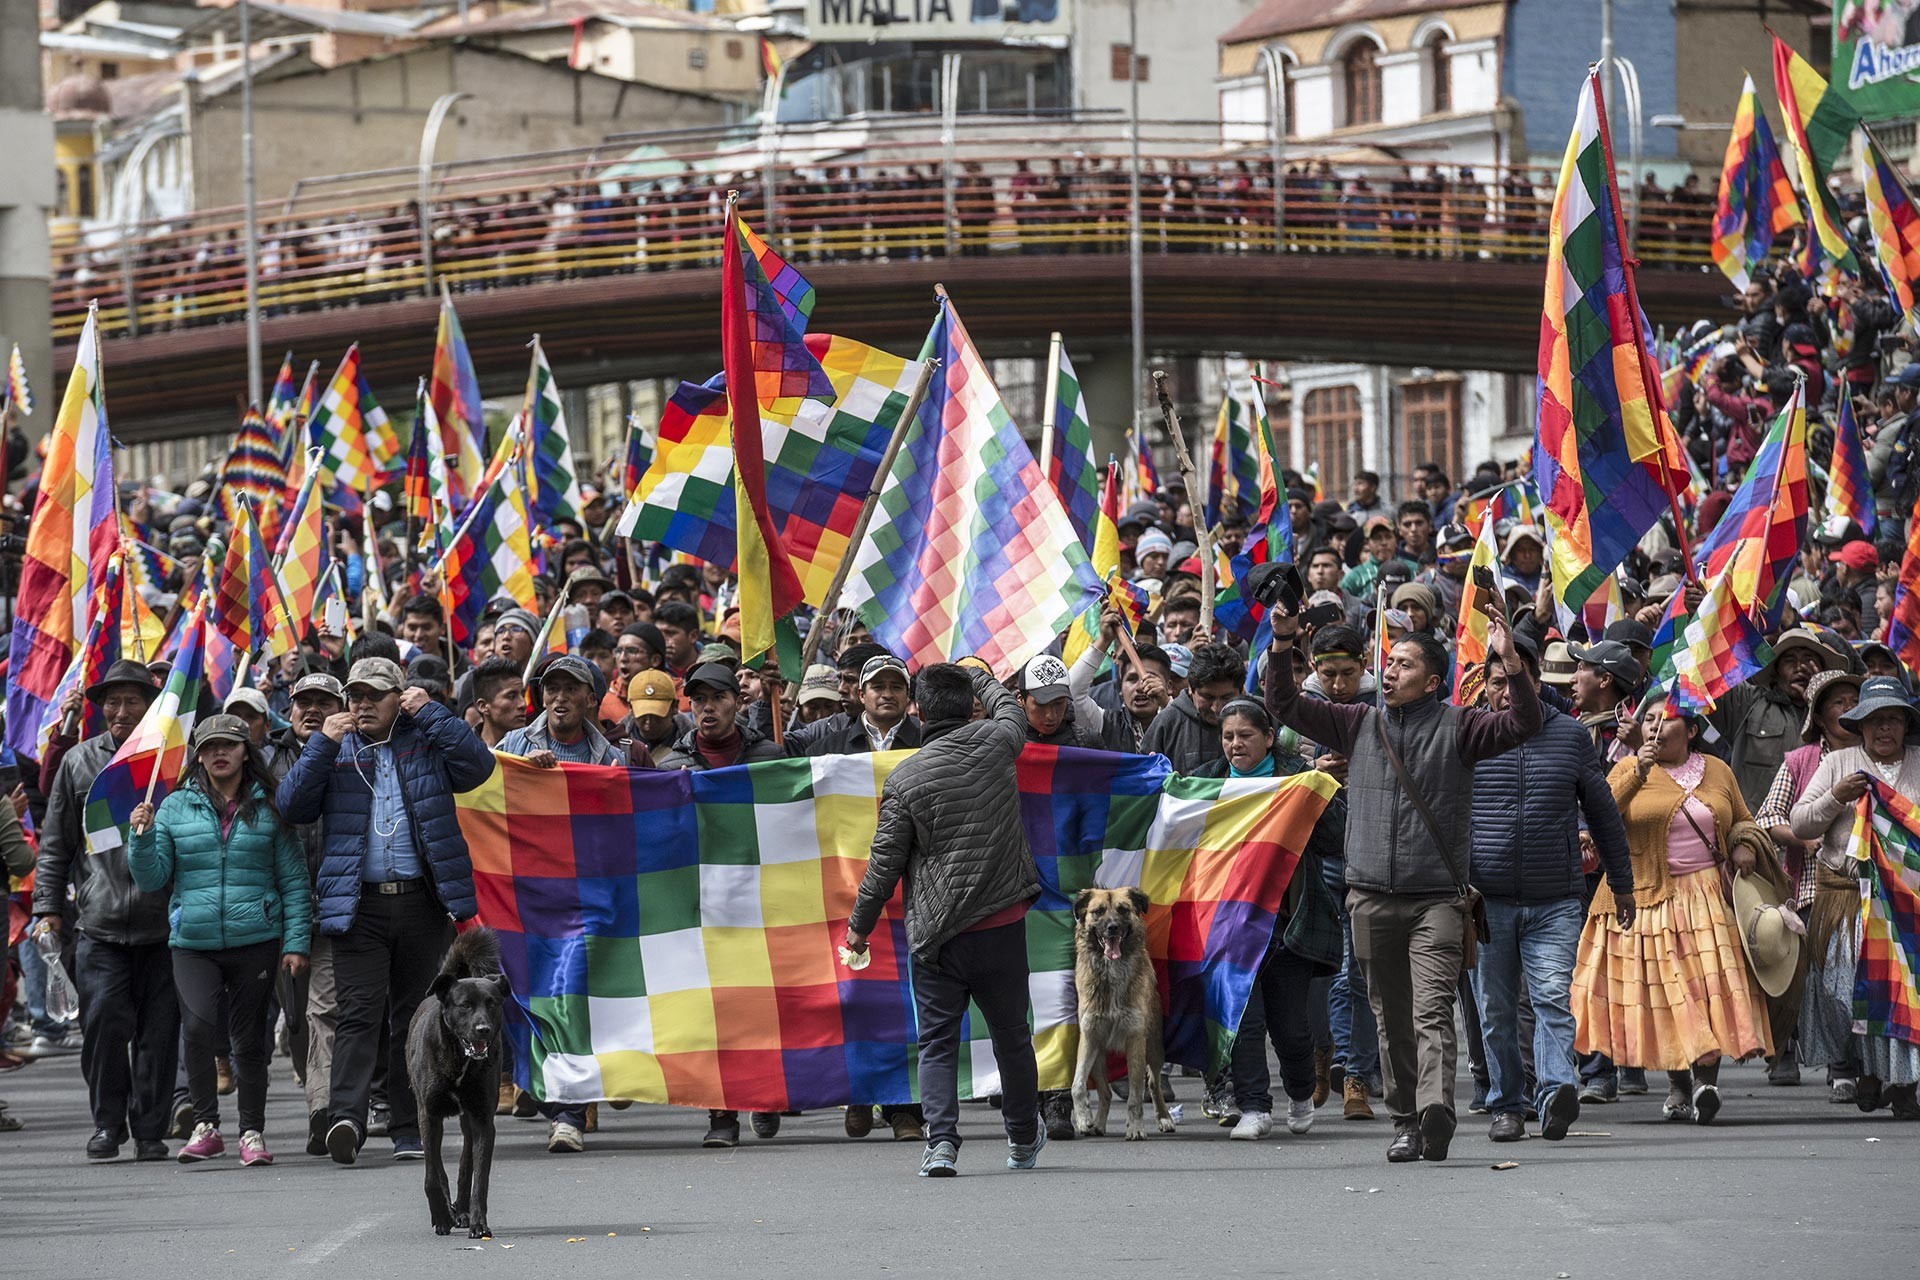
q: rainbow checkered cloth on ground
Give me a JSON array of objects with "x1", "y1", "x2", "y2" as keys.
[
  {"x1": 463, "y1": 750, "x2": 1335, "y2": 1110},
  {"x1": 619, "y1": 336, "x2": 923, "y2": 609},
  {"x1": 1532, "y1": 70, "x2": 1690, "y2": 615},
  {"x1": 845, "y1": 297, "x2": 1099, "y2": 672},
  {"x1": 1849, "y1": 782, "x2": 1920, "y2": 1046}
]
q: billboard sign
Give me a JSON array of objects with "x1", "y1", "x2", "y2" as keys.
[
  {"x1": 810, "y1": 0, "x2": 1070, "y2": 43},
  {"x1": 1835, "y1": 1, "x2": 1920, "y2": 121}
]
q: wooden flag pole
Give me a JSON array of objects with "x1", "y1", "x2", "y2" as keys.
[
  {"x1": 767, "y1": 678, "x2": 784, "y2": 748},
  {"x1": 1038, "y1": 330, "x2": 1062, "y2": 477},
  {"x1": 797, "y1": 350, "x2": 941, "y2": 671},
  {"x1": 1152, "y1": 370, "x2": 1215, "y2": 635}
]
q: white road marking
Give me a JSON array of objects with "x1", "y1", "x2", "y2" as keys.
[{"x1": 294, "y1": 1214, "x2": 386, "y2": 1265}]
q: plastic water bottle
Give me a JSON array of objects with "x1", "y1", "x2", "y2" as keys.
[{"x1": 35, "y1": 927, "x2": 79, "y2": 1023}]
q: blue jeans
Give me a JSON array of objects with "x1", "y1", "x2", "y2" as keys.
[
  {"x1": 1473, "y1": 897, "x2": 1583, "y2": 1117},
  {"x1": 1322, "y1": 857, "x2": 1379, "y2": 1080}
]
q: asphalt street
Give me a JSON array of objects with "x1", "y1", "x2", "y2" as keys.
[{"x1": 1, "y1": 1052, "x2": 1913, "y2": 1279}]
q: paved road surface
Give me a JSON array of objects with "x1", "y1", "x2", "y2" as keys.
[{"x1": 0, "y1": 1054, "x2": 1912, "y2": 1278}]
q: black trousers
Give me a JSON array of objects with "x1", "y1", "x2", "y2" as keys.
[
  {"x1": 911, "y1": 920, "x2": 1037, "y2": 1150},
  {"x1": 327, "y1": 890, "x2": 452, "y2": 1142},
  {"x1": 174, "y1": 942, "x2": 279, "y2": 1135},
  {"x1": 1231, "y1": 948, "x2": 1317, "y2": 1112},
  {"x1": 75, "y1": 934, "x2": 180, "y2": 1142}
]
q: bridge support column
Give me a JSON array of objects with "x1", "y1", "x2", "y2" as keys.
[
  {"x1": 1069, "y1": 349, "x2": 1136, "y2": 475},
  {"x1": 0, "y1": 0, "x2": 53, "y2": 437}
]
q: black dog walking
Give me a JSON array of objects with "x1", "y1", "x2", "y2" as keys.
[{"x1": 405, "y1": 927, "x2": 509, "y2": 1239}]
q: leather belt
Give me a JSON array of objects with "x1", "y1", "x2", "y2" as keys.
[{"x1": 367, "y1": 878, "x2": 427, "y2": 896}]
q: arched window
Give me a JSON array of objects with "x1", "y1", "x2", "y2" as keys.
[
  {"x1": 1344, "y1": 40, "x2": 1382, "y2": 127},
  {"x1": 1428, "y1": 32, "x2": 1452, "y2": 114}
]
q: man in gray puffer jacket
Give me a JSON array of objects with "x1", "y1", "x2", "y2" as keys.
[{"x1": 845, "y1": 662, "x2": 1042, "y2": 1179}]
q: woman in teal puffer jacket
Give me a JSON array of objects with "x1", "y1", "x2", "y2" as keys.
[{"x1": 130, "y1": 714, "x2": 311, "y2": 1167}]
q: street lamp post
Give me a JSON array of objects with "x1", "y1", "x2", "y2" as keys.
[
  {"x1": 1127, "y1": 0, "x2": 1144, "y2": 434},
  {"x1": 417, "y1": 91, "x2": 471, "y2": 297},
  {"x1": 1258, "y1": 43, "x2": 1288, "y2": 246},
  {"x1": 240, "y1": 0, "x2": 262, "y2": 407}
]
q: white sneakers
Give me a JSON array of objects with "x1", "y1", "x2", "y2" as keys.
[
  {"x1": 547, "y1": 1121, "x2": 584, "y2": 1153},
  {"x1": 1229, "y1": 1110, "x2": 1272, "y2": 1140},
  {"x1": 1286, "y1": 1098, "x2": 1316, "y2": 1134}
]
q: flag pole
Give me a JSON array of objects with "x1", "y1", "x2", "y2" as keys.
[
  {"x1": 1039, "y1": 331, "x2": 1062, "y2": 477},
  {"x1": 1152, "y1": 370, "x2": 1215, "y2": 635},
  {"x1": 797, "y1": 351, "x2": 941, "y2": 670}
]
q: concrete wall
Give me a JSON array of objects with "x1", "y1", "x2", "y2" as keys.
[
  {"x1": 189, "y1": 46, "x2": 735, "y2": 208},
  {"x1": 1073, "y1": 0, "x2": 1265, "y2": 121},
  {"x1": 468, "y1": 25, "x2": 762, "y2": 99},
  {"x1": 1, "y1": 0, "x2": 55, "y2": 434},
  {"x1": 1670, "y1": 4, "x2": 1817, "y2": 173}
]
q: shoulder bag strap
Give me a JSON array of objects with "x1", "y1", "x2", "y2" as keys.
[{"x1": 1373, "y1": 711, "x2": 1466, "y2": 894}]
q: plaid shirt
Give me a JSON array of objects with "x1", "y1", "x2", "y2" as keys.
[{"x1": 1753, "y1": 744, "x2": 1827, "y2": 910}]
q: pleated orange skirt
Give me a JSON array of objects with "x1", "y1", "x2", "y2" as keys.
[{"x1": 1571, "y1": 867, "x2": 1773, "y2": 1071}]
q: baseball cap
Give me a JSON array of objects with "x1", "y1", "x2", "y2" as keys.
[
  {"x1": 1162, "y1": 643, "x2": 1194, "y2": 679},
  {"x1": 1892, "y1": 363, "x2": 1920, "y2": 389},
  {"x1": 1502, "y1": 524, "x2": 1544, "y2": 554},
  {"x1": 1135, "y1": 528, "x2": 1174, "y2": 558},
  {"x1": 190, "y1": 713, "x2": 252, "y2": 751},
  {"x1": 538, "y1": 654, "x2": 599, "y2": 690},
  {"x1": 290, "y1": 672, "x2": 346, "y2": 703},
  {"x1": 1828, "y1": 540, "x2": 1878, "y2": 571},
  {"x1": 859, "y1": 654, "x2": 909, "y2": 687},
  {"x1": 345, "y1": 657, "x2": 406, "y2": 695},
  {"x1": 685, "y1": 662, "x2": 740, "y2": 697},
  {"x1": 1568, "y1": 639, "x2": 1643, "y2": 690},
  {"x1": 796, "y1": 663, "x2": 843, "y2": 708},
  {"x1": 626, "y1": 670, "x2": 676, "y2": 717},
  {"x1": 697, "y1": 642, "x2": 740, "y2": 668},
  {"x1": 223, "y1": 688, "x2": 270, "y2": 718},
  {"x1": 1604, "y1": 619, "x2": 1655, "y2": 652},
  {"x1": 1018, "y1": 654, "x2": 1070, "y2": 704},
  {"x1": 1362, "y1": 514, "x2": 1394, "y2": 536}
]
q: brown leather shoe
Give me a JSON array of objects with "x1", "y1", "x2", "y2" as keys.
[
  {"x1": 890, "y1": 1111, "x2": 927, "y2": 1142},
  {"x1": 1342, "y1": 1076, "x2": 1374, "y2": 1121},
  {"x1": 496, "y1": 1079, "x2": 517, "y2": 1116},
  {"x1": 845, "y1": 1106, "x2": 874, "y2": 1138},
  {"x1": 583, "y1": 1103, "x2": 599, "y2": 1133},
  {"x1": 1313, "y1": 1046, "x2": 1332, "y2": 1109}
]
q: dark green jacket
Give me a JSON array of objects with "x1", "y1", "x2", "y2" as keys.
[{"x1": 128, "y1": 780, "x2": 313, "y2": 955}]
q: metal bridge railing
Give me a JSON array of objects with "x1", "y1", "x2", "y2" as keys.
[{"x1": 51, "y1": 134, "x2": 1718, "y2": 345}]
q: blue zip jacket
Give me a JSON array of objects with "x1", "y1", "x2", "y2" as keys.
[
  {"x1": 276, "y1": 699, "x2": 497, "y2": 935},
  {"x1": 128, "y1": 780, "x2": 313, "y2": 954},
  {"x1": 1469, "y1": 704, "x2": 1633, "y2": 904}
]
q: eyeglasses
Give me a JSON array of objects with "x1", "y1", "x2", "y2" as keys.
[{"x1": 346, "y1": 689, "x2": 398, "y2": 706}]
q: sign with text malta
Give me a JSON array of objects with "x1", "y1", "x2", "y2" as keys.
[{"x1": 810, "y1": 0, "x2": 1069, "y2": 43}]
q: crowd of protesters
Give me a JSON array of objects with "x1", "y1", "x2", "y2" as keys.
[
  {"x1": 52, "y1": 156, "x2": 1728, "y2": 334},
  {"x1": 9, "y1": 212, "x2": 1920, "y2": 1176}
]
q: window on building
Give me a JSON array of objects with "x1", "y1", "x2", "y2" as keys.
[
  {"x1": 1427, "y1": 33, "x2": 1451, "y2": 114},
  {"x1": 1401, "y1": 380, "x2": 1461, "y2": 485},
  {"x1": 1343, "y1": 40, "x2": 1382, "y2": 127},
  {"x1": 1302, "y1": 385, "x2": 1362, "y2": 498},
  {"x1": 99, "y1": 61, "x2": 120, "y2": 80},
  {"x1": 688, "y1": 46, "x2": 708, "y2": 70},
  {"x1": 1111, "y1": 43, "x2": 1133, "y2": 81},
  {"x1": 75, "y1": 164, "x2": 95, "y2": 219},
  {"x1": 726, "y1": 39, "x2": 743, "y2": 60}
]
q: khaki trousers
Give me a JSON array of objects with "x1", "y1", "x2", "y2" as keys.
[
  {"x1": 303, "y1": 935, "x2": 336, "y2": 1117},
  {"x1": 1347, "y1": 888, "x2": 1466, "y2": 1123}
]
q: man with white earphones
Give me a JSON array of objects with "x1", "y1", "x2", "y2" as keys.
[{"x1": 277, "y1": 656, "x2": 498, "y2": 1167}]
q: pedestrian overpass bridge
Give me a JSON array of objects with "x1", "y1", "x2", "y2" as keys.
[{"x1": 49, "y1": 144, "x2": 1726, "y2": 439}]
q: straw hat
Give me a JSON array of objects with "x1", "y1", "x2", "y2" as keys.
[{"x1": 1732, "y1": 870, "x2": 1803, "y2": 999}]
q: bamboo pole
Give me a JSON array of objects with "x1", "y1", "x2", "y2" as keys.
[{"x1": 1151, "y1": 370, "x2": 1214, "y2": 635}]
